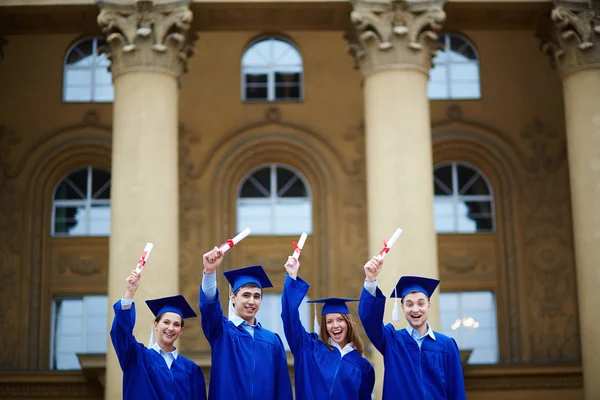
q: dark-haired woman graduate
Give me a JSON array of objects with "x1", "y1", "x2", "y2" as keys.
[
  {"x1": 281, "y1": 256, "x2": 375, "y2": 400},
  {"x1": 110, "y1": 270, "x2": 207, "y2": 400}
]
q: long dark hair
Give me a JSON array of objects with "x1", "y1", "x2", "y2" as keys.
[{"x1": 319, "y1": 313, "x2": 365, "y2": 355}]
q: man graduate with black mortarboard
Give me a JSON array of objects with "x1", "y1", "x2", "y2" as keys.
[
  {"x1": 359, "y1": 256, "x2": 466, "y2": 400},
  {"x1": 199, "y1": 246, "x2": 293, "y2": 400}
]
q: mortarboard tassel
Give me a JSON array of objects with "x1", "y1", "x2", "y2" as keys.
[
  {"x1": 227, "y1": 286, "x2": 236, "y2": 319},
  {"x1": 148, "y1": 323, "x2": 156, "y2": 348},
  {"x1": 313, "y1": 303, "x2": 320, "y2": 333},
  {"x1": 392, "y1": 286, "x2": 401, "y2": 322}
]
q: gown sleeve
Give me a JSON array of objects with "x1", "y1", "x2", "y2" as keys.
[
  {"x1": 274, "y1": 333, "x2": 294, "y2": 400},
  {"x1": 191, "y1": 362, "x2": 208, "y2": 400},
  {"x1": 199, "y1": 287, "x2": 224, "y2": 344},
  {"x1": 446, "y1": 337, "x2": 467, "y2": 400},
  {"x1": 358, "y1": 362, "x2": 376, "y2": 400},
  {"x1": 109, "y1": 300, "x2": 143, "y2": 372},
  {"x1": 358, "y1": 286, "x2": 388, "y2": 354},
  {"x1": 280, "y1": 274, "x2": 315, "y2": 355}
]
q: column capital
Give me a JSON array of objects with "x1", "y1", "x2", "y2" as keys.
[
  {"x1": 96, "y1": 0, "x2": 196, "y2": 80},
  {"x1": 345, "y1": 0, "x2": 446, "y2": 76},
  {"x1": 541, "y1": 1, "x2": 600, "y2": 77}
]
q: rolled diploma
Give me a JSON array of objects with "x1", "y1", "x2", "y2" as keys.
[
  {"x1": 379, "y1": 228, "x2": 403, "y2": 260},
  {"x1": 219, "y1": 228, "x2": 252, "y2": 253},
  {"x1": 135, "y1": 242, "x2": 154, "y2": 274},
  {"x1": 292, "y1": 232, "x2": 308, "y2": 260}
]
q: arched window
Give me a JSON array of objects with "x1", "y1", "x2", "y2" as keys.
[
  {"x1": 63, "y1": 37, "x2": 114, "y2": 102},
  {"x1": 237, "y1": 164, "x2": 312, "y2": 235},
  {"x1": 52, "y1": 166, "x2": 111, "y2": 236},
  {"x1": 241, "y1": 37, "x2": 303, "y2": 102},
  {"x1": 433, "y1": 162, "x2": 494, "y2": 233},
  {"x1": 428, "y1": 34, "x2": 481, "y2": 100}
]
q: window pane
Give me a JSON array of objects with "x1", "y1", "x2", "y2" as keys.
[
  {"x1": 94, "y1": 85, "x2": 114, "y2": 102},
  {"x1": 89, "y1": 204, "x2": 111, "y2": 236},
  {"x1": 52, "y1": 296, "x2": 108, "y2": 370},
  {"x1": 457, "y1": 165, "x2": 477, "y2": 193},
  {"x1": 55, "y1": 180, "x2": 85, "y2": 201},
  {"x1": 273, "y1": 202, "x2": 312, "y2": 235},
  {"x1": 450, "y1": 82, "x2": 481, "y2": 99},
  {"x1": 245, "y1": 73, "x2": 268, "y2": 84},
  {"x1": 449, "y1": 63, "x2": 479, "y2": 81},
  {"x1": 275, "y1": 85, "x2": 301, "y2": 100},
  {"x1": 92, "y1": 169, "x2": 111, "y2": 199},
  {"x1": 427, "y1": 82, "x2": 449, "y2": 99},
  {"x1": 439, "y1": 291, "x2": 498, "y2": 365},
  {"x1": 95, "y1": 67, "x2": 112, "y2": 85},
  {"x1": 251, "y1": 167, "x2": 271, "y2": 192},
  {"x1": 279, "y1": 178, "x2": 307, "y2": 198},
  {"x1": 54, "y1": 206, "x2": 85, "y2": 235},
  {"x1": 434, "y1": 166, "x2": 452, "y2": 194},
  {"x1": 64, "y1": 86, "x2": 92, "y2": 102},
  {"x1": 240, "y1": 180, "x2": 269, "y2": 198},
  {"x1": 237, "y1": 203, "x2": 272, "y2": 234},
  {"x1": 65, "y1": 69, "x2": 92, "y2": 86},
  {"x1": 66, "y1": 41, "x2": 93, "y2": 65},
  {"x1": 245, "y1": 85, "x2": 268, "y2": 100},
  {"x1": 429, "y1": 65, "x2": 447, "y2": 82}
]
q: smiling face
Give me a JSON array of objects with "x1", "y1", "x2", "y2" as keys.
[
  {"x1": 325, "y1": 313, "x2": 349, "y2": 347},
  {"x1": 231, "y1": 284, "x2": 262, "y2": 324},
  {"x1": 154, "y1": 312, "x2": 183, "y2": 350},
  {"x1": 402, "y1": 291, "x2": 431, "y2": 330}
]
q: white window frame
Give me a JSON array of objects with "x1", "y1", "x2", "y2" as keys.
[
  {"x1": 241, "y1": 37, "x2": 303, "y2": 102},
  {"x1": 51, "y1": 166, "x2": 111, "y2": 236},
  {"x1": 428, "y1": 33, "x2": 481, "y2": 100},
  {"x1": 63, "y1": 36, "x2": 113, "y2": 103},
  {"x1": 237, "y1": 163, "x2": 312, "y2": 235},
  {"x1": 434, "y1": 161, "x2": 495, "y2": 233}
]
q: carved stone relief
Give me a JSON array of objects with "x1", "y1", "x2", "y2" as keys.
[
  {"x1": 346, "y1": 0, "x2": 446, "y2": 74},
  {"x1": 0, "y1": 126, "x2": 22, "y2": 368},
  {"x1": 518, "y1": 120, "x2": 579, "y2": 361}
]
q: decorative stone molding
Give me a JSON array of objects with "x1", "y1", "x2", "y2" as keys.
[
  {"x1": 96, "y1": 0, "x2": 196, "y2": 79},
  {"x1": 541, "y1": 1, "x2": 600, "y2": 76},
  {"x1": 345, "y1": 0, "x2": 446, "y2": 75}
]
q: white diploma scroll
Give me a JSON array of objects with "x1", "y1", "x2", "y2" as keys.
[
  {"x1": 291, "y1": 232, "x2": 308, "y2": 260},
  {"x1": 135, "y1": 242, "x2": 154, "y2": 275},
  {"x1": 378, "y1": 228, "x2": 403, "y2": 260},
  {"x1": 219, "y1": 228, "x2": 252, "y2": 253}
]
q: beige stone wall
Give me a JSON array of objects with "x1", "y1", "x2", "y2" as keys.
[{"x1": 0, "y1": 25, "x2": 581, "y2": 397}]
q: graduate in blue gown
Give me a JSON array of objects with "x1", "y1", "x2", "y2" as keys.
[
  {"x1": 281, "y1": 256, "x2": 375, "y2": 400},
  {"x1": 359, "y1": 257, "x2": 466, "y2": 400},
  {"x1": 199, "y1": 246, "x2": 293, "y2": 400},
  {"x1": 110, "y1": 270, "x2": 207, "y2": 400}
]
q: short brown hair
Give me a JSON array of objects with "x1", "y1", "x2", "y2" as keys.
[{"x1": 319, "y1": 313, "x2": 365, "y2": 355}]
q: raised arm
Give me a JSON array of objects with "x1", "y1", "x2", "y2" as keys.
[
  {"x1": 281, "y1": 257, "x2": 315, "y2": 355},
  {"x1": 110, "y1": 270, "x2": 144, "y2": 372},
  {"x1": 199, "y1": 246, "x2": 226, "y2": 344},
  {"x1": 357, "y1": 257, "x2": 388, "y2": 354}
]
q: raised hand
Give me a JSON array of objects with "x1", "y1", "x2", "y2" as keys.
[
  {"x1": 203, "y1": 246, "x2": 224, "y2": 274},
  {"x1": 124, "y1": 270, "x2": 141, "y2": 299},
  {"x1": 284, "y1": 256, "x2": 300, "y2": 280},
  {"x1": 364, "y1": 256, "x2": 383, "y2": 283}
]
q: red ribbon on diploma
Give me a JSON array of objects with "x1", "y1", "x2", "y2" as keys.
[
  {"x1": 378, "y1": 239, "x2": 390, "y2": 257},
  {"x1": 291, "y1": 242, "x2": 302, "y2": 253},
  {"x1": 220, "y1": 239, "x2": 235, "y2": 249}
]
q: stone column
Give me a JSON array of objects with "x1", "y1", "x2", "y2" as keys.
[
  {"x1": 96, "y1": 1, "x2": 195, "y2": 398},
  {"x1": 542, "y1": 2, "x2": 600, "y2": 398},
  {"x1": 346, "y1": 0, "x2": 446, "y2": 397}
]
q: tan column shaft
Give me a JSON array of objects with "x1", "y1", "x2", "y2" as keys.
[
  {"x1": 347, "y1": 1, "x2": 446, "y2": 397},
  {"x1": 563, "y1": 68, "x2": 600, "y2": 399},
  {"x1": 96, "y1": 2, "x2": 195, "y2": 398},
  {"x1": 105, "y1": 70, "x2": 180, "y2": 399},
  {"x1": 364, "y1": 66, "x2": 440, "y2": 397}
]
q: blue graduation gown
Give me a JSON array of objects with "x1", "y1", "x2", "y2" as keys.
[
  {"x1": 110, "y1": 301, "x2": 207, "y2": 400},
  {"x1": 358, "y1": 287, "x2": 466, "y2": 400},
  {"x1": 200, "y1": 288, "x2": 293, "y2": 400},
  {"x1": 281, "y1": 275, "x2": 375, "y2": 400}
]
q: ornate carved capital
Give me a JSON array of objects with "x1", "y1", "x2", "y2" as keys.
[
  {"x1": 96, "y1": 0, "x2": 196, "y2": 79},
  {"x1": 541, "y1": 1, "x2": 600, "y2": 77},
  {"x1": 345, "y1": 0, "x2": 446, "y2": 76}
]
